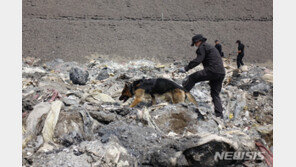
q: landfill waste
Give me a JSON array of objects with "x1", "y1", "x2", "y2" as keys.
[
  {"x1": 23, "y1": 57, "x2": 41, "y2": 66},
  {"x1": 83, "y1": 89, "x2": 116, "y2": 103},
  {"x1": 42, "y1": 101, "x2": 63, "y2": 144},
  {"x1": 22, "y1": 102, "x2": 51, "y2": 148},
  {"x1": 22, "y1": 57, "x2": 273, "y2": 167},
  {"x1": 240, "y1": 65, "x2": 248, "y2": 72},
  {"x1": 69, "y1": 67, "x2": 89, "y2": 85},
  {"x1": 96, "y1": 67, "x2": 113, "y2": 81},
  {"x1": 261, "y1": 73, "x2": 273, "y2": 83}
]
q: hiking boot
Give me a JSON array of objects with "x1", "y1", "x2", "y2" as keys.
[{"x1": 215, "y1": 112, "x2": 224, "y2": 119}]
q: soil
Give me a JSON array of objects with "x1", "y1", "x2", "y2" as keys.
[{"x1": 23, "y1": 0, "x2": 272, "y2": 65}]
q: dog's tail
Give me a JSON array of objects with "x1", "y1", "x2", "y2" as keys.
[{"x1": 185, "y1": 92, "x2": 198, "y2": 107}]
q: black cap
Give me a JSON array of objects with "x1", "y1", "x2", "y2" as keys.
[
  {"x1": 236, "y1": 40, "x2": 241, "y2": 44},
  {"x1": 191, "y1": 34, "x2": 207, "y2": 46}
]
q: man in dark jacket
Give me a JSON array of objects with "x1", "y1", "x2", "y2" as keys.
[
  {"x1": 236, "y1": 40, "x2": 245, "y2": 68},
  {"x1": 178, "y1": 34, "x2": 226, "y2": 118},
  {"x1": 215, "y1": 40, "x2": 224, "y2": 57}
]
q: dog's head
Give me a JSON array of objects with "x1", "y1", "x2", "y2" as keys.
[{"x1": 119, "y1": 82, "x2": 133, "y2": 102}]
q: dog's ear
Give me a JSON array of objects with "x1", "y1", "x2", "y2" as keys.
[
  {"x1": 125, "y1": 82, "x2": 131, "y2": 86},
  {"x1": 124, "y1": 82, "x2": 131, "y2": 89}
]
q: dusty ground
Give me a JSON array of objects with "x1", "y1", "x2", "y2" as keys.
[{"x1": 23, "y1": 0, "x2": 272, "y2": 65}]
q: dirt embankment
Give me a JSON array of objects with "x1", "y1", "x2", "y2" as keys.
[{"x1": 23, "y1": 0, "x2": 272, "y2": 64}]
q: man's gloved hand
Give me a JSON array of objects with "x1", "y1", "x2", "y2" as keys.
[{"x1": 178, "y1": 67, "x2": 186, "y2": 73}]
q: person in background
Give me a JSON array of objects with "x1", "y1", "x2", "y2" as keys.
[
  {"x1": 236, "y1": 40, "x2": 245, "y2": 68},
  {"x1": 215, "y1": 40, "x2": 224, "y2": 57}
]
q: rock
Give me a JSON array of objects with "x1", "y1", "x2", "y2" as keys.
[
  {"x1": 96, "y1": 67, "x2": 110, "y2": 80},
  {"x1": 69, "y1": 67, "x2": 89, "y2": 85}
]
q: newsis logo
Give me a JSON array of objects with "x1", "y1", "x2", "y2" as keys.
[{"x1": 214, "y1": 151, "x2": 264, "y2": 161}]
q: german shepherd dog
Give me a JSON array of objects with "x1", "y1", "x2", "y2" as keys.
[{"x1": 119, "y1": 78, "x2": 198, "y2": 108}]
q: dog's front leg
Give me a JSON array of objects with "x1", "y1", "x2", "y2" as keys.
[
  {"x1": 129, "y1": 89, "x2": 145, "y2": 108},
  {"x1": 130, "y1": 97, "x2": 142, "y2": 108},
  {"x1": 151, "y1": 94, "x2": 156, "y2": 105}
]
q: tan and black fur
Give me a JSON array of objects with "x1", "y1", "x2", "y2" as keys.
[{"x1": 119, "y1": 78, "x2": 198, "y2": 108}]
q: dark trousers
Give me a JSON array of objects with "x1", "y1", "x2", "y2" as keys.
[
  {"x1": 237, "y1": 54, "x2": 244, "y2": 68},
  {"x1": 182, "y1": 70, "x2": 225, "y2": 115}
]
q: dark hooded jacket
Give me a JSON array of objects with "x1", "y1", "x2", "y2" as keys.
[
  {"x1": 185, "y1": 42, "x2": 225, "y2": 74},
  {"x1": 215, "y1": 43, "x2": 223, "y2": 57},
  {"x1": 238, "y1": 43, "x2": 245, "y2": 56}
]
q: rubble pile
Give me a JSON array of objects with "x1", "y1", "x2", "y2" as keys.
[{"x1": 22, "y1": 57, "x2": 273, "y2": 167}]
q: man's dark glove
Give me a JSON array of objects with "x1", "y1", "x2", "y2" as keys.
[{"x1": 178, "y1": 67, "x2": 186, "y2": 73}]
